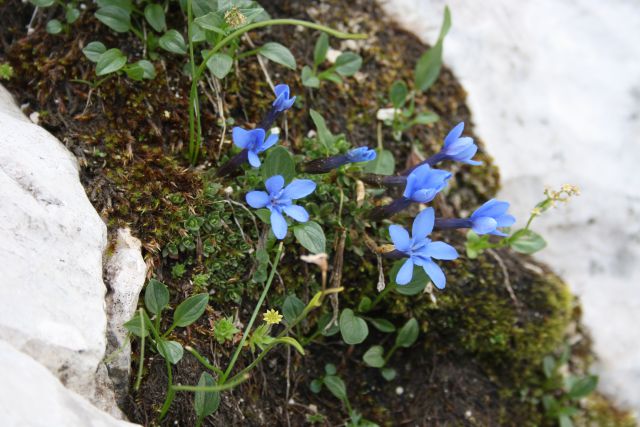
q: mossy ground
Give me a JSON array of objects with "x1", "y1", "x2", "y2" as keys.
[{"x1": 0, "y1": 0, "x2": 635, "y2": 425}]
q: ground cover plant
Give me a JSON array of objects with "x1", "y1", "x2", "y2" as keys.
[{"x1": 0, "y1": 0, "x2": 636, "y2": 425}]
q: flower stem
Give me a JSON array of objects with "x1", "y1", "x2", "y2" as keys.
[
  {"x1": 134, "y1": 308, "x2": 146, "y2": 391},
  {"x1": 220, "y1": 241, "x2": 284, "y2": 383}
]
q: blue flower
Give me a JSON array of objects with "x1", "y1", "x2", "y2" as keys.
[
  {"x1": 470, "y1": 199, "x2": 516, "y2": 236},
  {"x1": 403, "y1": 164, "x2": 451, "y2": 203},
  {"x1": 346, "y1": 147, "x2": 377, "y2": 163},
  {"x1": 272, "y1": 84, "x2": 296, "y2": 112},
  {"x1": 245, "y1": 175, "x2": 316, "y2": 239},
  {"x1": 440, "y1": 122, "x2": 482, "y2": 165},
  {"x1": 232, "y1": 127, "x2": 279, "y2": 168},
  {"x1": 389, "y1": 207, "x2": 458, "y2": 289}
]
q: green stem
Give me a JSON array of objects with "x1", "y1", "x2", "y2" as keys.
[
  {"x1": 134, "y1": 308, "x2": 146, "y2": 391},
  {"x1": 186, "y1": 346, "x2": 224, "y2": 376},
  {"x1": 220, "y1": 242, "x2": 284, "y2": 383},
  {"x1": 172, "y1": 373, "x2": 250, "y2": 392},
  {"x1": 236, "y1": 47, "x2": 260, "y2": 59},
  {"x1": 158, "y1": 358, "x2": 175, "y2": 420},
  {"x1": 383, "y1": 344, "x2": 399, "y2": 365},
  {"x1": 187, "y1": 19, "x2": 367, "y2": 164}
]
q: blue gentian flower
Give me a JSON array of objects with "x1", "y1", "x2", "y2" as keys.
[
  {"x1": 232, "y1": 127, "x2": 279, "y2": 168},
  {"x1": 403, "y1": 164, "x2": 452, "y2": 203},
  {"x1": 272, "y1": 84, "x2": 296, "y2": 112},
  {"x1": 246, "y1": 175, "x2": 316, "y2": 239},
  {"x1": 389, "y1": 207, "x2": 458, "y2": 289},
  {"x1": 470, "y1": 199, "x2": 516, "y2": 236},
  {"x1": 441, "y1": 122, "x2": 482, "y2": 165},
  {"x1": 346, "y1": 147, "x2": 377, "y2": 163}
]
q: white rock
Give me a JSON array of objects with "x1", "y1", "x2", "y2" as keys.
[
  {"x1": 0, "y1": 84, "x2": 124, "y2": 418},
  {"x1": 0, "y1": 340, "x2": 135, "y2": 427},
  {"x1": 376, "y1": 107, "x2": 400, "y2": 121},
  {"x1": 382, "y1": 0, "x2": 640, "y2": 413},
  {"x1": 104, "y1": 228, "x2": 147, "y2": 404}
]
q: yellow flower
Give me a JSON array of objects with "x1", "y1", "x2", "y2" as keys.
[{"x1": 263, "y1": 309, "x2": 283, "y2": 325}]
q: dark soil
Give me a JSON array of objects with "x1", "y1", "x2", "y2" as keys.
[{"x1": 0, "y1": 0, "x2": 633, "y2": 426}]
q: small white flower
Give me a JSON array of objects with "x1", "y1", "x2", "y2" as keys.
[{"x1": 376, "y1": 108, "x2": 400, "y2": 121}]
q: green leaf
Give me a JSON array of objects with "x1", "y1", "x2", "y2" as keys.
[
  {"x1": 65, "y1": 7, "x2": 80, "y2": 24},
  {"x1": 389, "y1": 80, "x2": 408, "y2": 108},
  {"x1": 509, "y1": 229, "x2": 547, "y2": 254},
  {"x1": 203, "y1": 51, "x2": 233, "y2": 79},
  {"x1": 334, "y1": 52, "x2": 362, "y2": 76},
  {"x1": 314, "y1": 33, "x2": 329, "y2": 66},
  {"x1": 125, "y1": 64, "x2": 145, "y2": 81},
  {"x1": 339, "y1": 309, "x2": 369, "y2": 345},
  {"x1": 144, "y1": 279, "x2": 169, "y2": 314},
  {"x1": 395, "y1": 318, "x2": 419, "y2": 348},
  {"x1": 325, "y1": 363, "x2": 337, "y2": 375},
  {"x1": 414, "y1": 6, "x2": 451, "y2": 92},
  {"x1": 301, "y1": 66, "x2": 320, "y2": 88},
  {"x1": 363, "y1": 149, "x2": 395, "y2": 175},
  {"x1": 357, "y1": 297, "x2": 372, "y2": 313},
  {"x1": 194, "y1": 372, "x2": 220, "y2": 419},
  {"x1": 323, "y1": 375, "x2": 347, "y2": 400},
  {"x1": 136, "y1": 59, "x2": 156, "y2": 79},
  {"x1": 317, "y1": 313, "x2": 340, "y2": 337},
  {"x1": 259, "y1": 42, "x2": 295, "y2": 70},
  {"x1": 83, "y1": 42, "x2": 107, "y2": 62},
  {"x1": 310, "y1": 379, "x2": 323, "y2": 393},
  {"x1": 282, "y1": 294, "x2": 305, "y2": 324},
  {"x1": 411, "y1": 112, "x2": 439, "y2": 125},
  {"x1": 321, "y1": 72, "x2": 342, "y2": 84},
  {"x1": 124, "y1": 312, "x2": 149, "y2": 337},
  {"x1": 389, "y1": 260, "x2": 429, "y2": 295},
  {"x1": 159, "y1": 30, "x2": 187, "y2": 55},
  {"x1": 568, "y1": 375, "x2": 598, "y2": 399},
  {"x1": 46, "y1": 19, "x2": 63, "y2": 35},
  {"x1": 271, "y1": 337, "x2": 305, "y2": 355},
  {"x1": 95, "y1": 48, "x2": 127, "y2": 76},
  {"x1": 95, "y1": 6, "x2": 131, "y2": 33},
  {"x1": 156, "y1": 339, "x2": 184, "y2": 364},
  {"x1": 261, "y1": 146, "x2": 295, "y2": 183},
  {"x1": 309, "y1": 109, "x2": 337, "y2": 150},
  {"x1": 293, "y1": 221, "x2": 326, "y2": 254},
  {"x1": 173, "y1": 293, "x2": 209, "y2": 327},
  {"x1": 543, "y1": 355, "x2": 556, "y2": 379},
  {"x1": 363, "y1": 345, "x2": 385, "y2": 368},
  {"x1": 194, "y1": 12, "x2": 226, "y2": 35},
  {"x1": 144, "y1": 4, "x2": 166, "y2": 32},
  {"x1": 381, "y1": 367, "x2": 396, "y2": 381},
  {"x1": 30, "y1": 0, "x2": 54, "y2": 7},
  {"x1": 368, "y1": 318, "x2": 396, "y2": 333},
  {"x1": 255, "y1": 208, "x2": 271, "y2": 224},
  {"x1": 559, "y1": 414, "x2": 574, "y2": 427}
]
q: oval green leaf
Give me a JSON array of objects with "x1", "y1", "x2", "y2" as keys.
[
  {"x1": 46, "y1": 19, "x2": 63, "y2": 35},
  {"x1": 363, "y1": 345, "x2": 385, "y2": 368},
  {"x1": 95, "y1": 48, "x2": 127, "y2": 76},
  {"x1": 156, "y1": 339, "x2": 184, "y2": 364},
  {"x1": 323, "y1": 375, "x2": 347, "y2": 400},
  {"x1": 293, "y1": 221, "x2": 326, "y2": 254},
  {"x1": 95, "y1": 6, "x2": 131, "y2": 33},
  {"x1": 173, "y1": 293, "x2": 209, "y2": 327},
  {"x1": 334, "y1": 52, "x2": 362, "y2": 77},
  {"x1": 144, "y1": 4, "x2": 166, "y2": 32},
  {"x1": 395, "y1": 318, "x2": 419, "y2": 348},
  {"x1": 82, "y1": 41, "x2": 107, "y2": 62},
  {"x1": 159, "y1": 29, "x2": 187, "y2": 55},
  {"x1": 261, "y1": 146, "x2": 295, "y2": 183},
  {"x1": 144, "y1": 278, "x2": 169, "y2": 315},
  {"x1": 259, "y1": 42, "x2": 296, "y2": 70},
  {"x1": 339, "y1": 309, "x2": 368, "y2": 345},
  {"x1": 194, "y1": 372, "x2": 220, "y2": 419},
  {"x1": 204, "y1": 51, "x2": 233, "y2": 79}
]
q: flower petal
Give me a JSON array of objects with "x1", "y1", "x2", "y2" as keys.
[
  {"x1": 283, "y1": 204, "x2": 309, "y2": 222},
  {"x1": 445, "y1": 137, "x2": 473, "y2": 156},
  {"x1": 282, "y1": 179, "x2": 316, "y2": 200},
  {"x1": 496, "y1": 214, "x2": 516, "y2": 228},
  {"x1": 412, "y1": 207, "x2": 435, "y2": 238},
  {"x1": 422, "y1": 259, "x2": 446, "y2": 289},
  {"x1": 247, "y1": 150, "x2": 261, "y2": 168},
  {"x1": 396, "y1": 258, "x2": 414, "y2": 285},
  {"x1": 274, "y1": 84, "x2": 289, "y2": 99},
  {"x1": 426, "y1": 241, "x2": 458, "y2": 260},
  {"x1": 265, "y1": 175, "x2": 285, "y2": 194},
  {"x1": 270, "y1": 210, "x2": 288, "y2": 239},
  {"x1": 472, "y1": 217, "x2": 498, "y2": 235},
  {"x1": 232, "y1": 127, "x2": 252, "y2": 149},
  {"x1": 260, "y1": 134, "x2": 279, "y2": 152},
  {"x1": 471, "y1": 199, "x2": 510, "y2": 219},
  {"x1": 389, "y1": 225, "x2": 411, "y2": 252},
  {"x1": 410, "y1": 188, "x2": 437, "y2": 203},
  {"x1": 443, "y1": 122, "x2": 464, "y2": 148},
  {"x1": 245, "y1": 191, "x2": 269, "y2": 208}
]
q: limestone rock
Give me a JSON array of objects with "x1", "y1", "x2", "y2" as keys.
[
  {"x1": 0, "y1": 340, "x2": 136, "y2": 427},
  {"x1": 105, "y1": 228, "x2": 147, "y2": 404}
]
